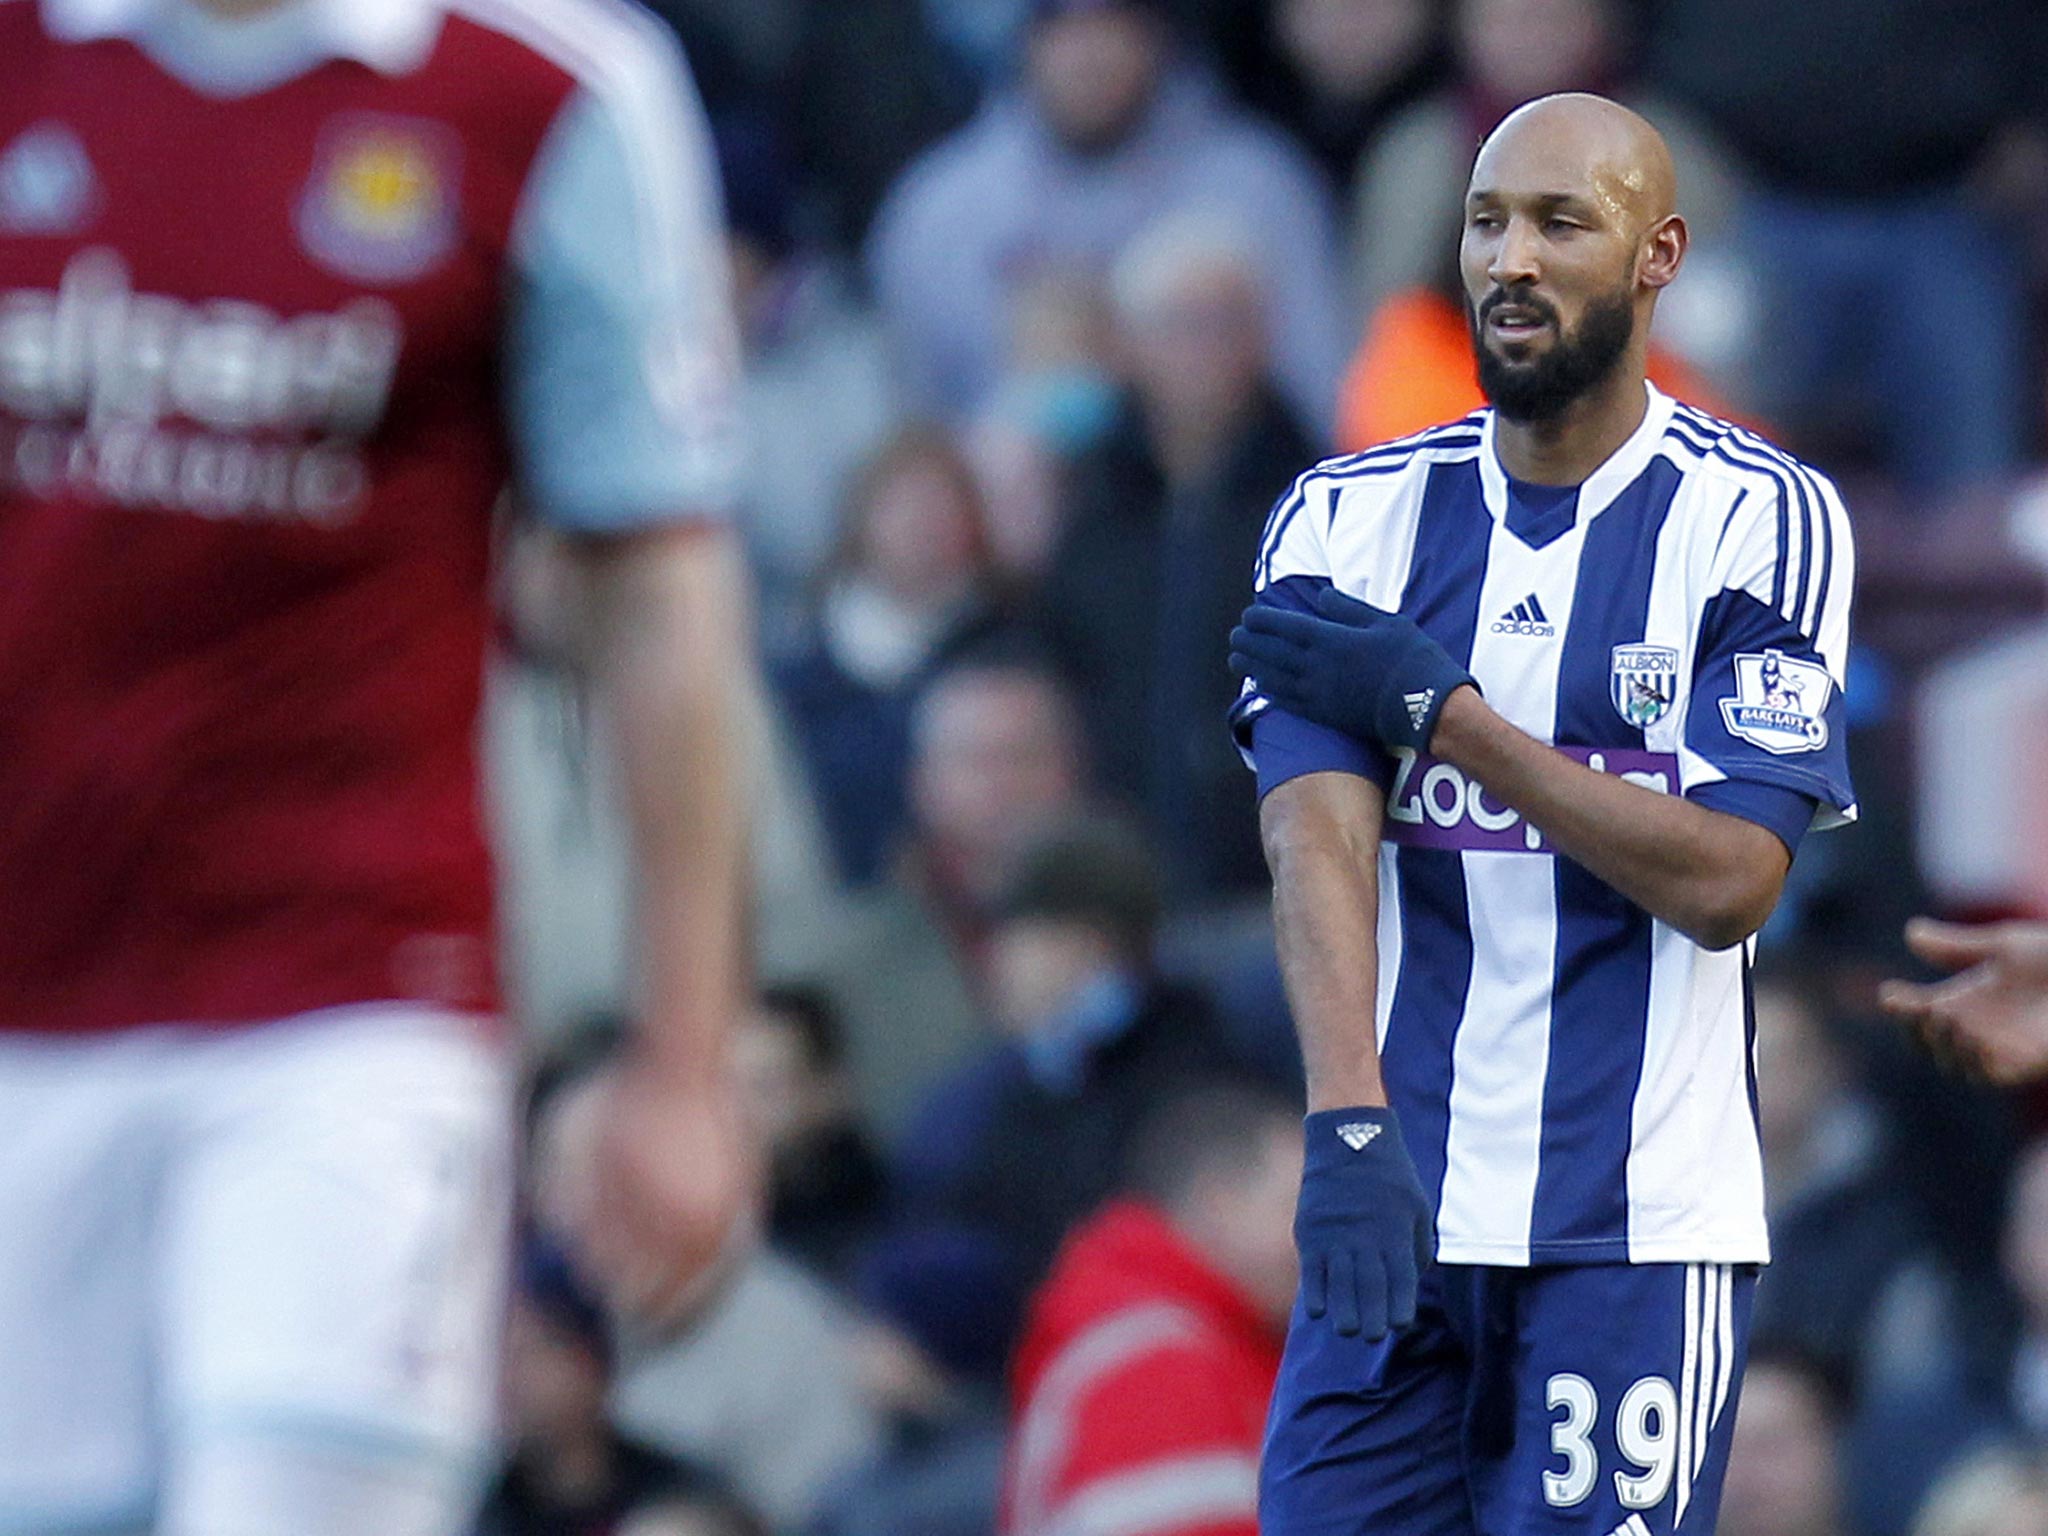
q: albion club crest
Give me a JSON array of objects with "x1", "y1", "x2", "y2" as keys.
[
  {"x1": 1610, "y1": 644, "x2": 1679, "y2": 729},
  {"x1": 296, "y1": 113, "x2": 461, "y2": 285}
]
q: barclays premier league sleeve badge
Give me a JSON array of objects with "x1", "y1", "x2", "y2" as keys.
[
  {"x1": 1719, "y1": 649, "x2": 1832, "y2": 754},
  {"x1": 1610, "y1": 645, "x2": 1678, "y2": 729}
]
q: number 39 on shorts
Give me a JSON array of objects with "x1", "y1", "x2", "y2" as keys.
[{"x1": 1543, "y1": 1372, "x2": 1680, "y2": 1509}]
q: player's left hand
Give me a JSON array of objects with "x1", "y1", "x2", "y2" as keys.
[
  {"x1": 1880, "y1": 918, "x2": 2048, "y2": 1086},
  {"x1": 570, "y1": 1058, "x2": 764, "y2": 1327},
  {"x1": 1231, "y1": 587, "x2": 1475, "y2": 754},
  {"x1": 1296, "y1": 1107, "x2": 1435, "y2": 1341}
]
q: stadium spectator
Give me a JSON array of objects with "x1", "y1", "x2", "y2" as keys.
[
  {"x1": 1718, "y1": 1349, "x2": 1850, "y2": 1536},
  {"x1": 967, "y1": 271, "x2": 1125, "y2": 591},
  {"x1": 1995, "y1": 1136, "x2": 2048, "y2": 1443},
  {"x1": 866, "y1": 0, "x2": 1349, "y2": 435},
  {"x1": 1641, "y1": 0, "x2": 2048, "y2": 490},
  {"x1": 784, "y1": 0, "x2": 979, "y2": 249},
  {"x1": 1244, "y1": 0, "x2": 1449, "y2": 193},
  {"x1": 807, "y1": 1239, "x2": 1015, "y2": 1536},
  {"x1": 1911, "y1": 1446, "x2": 2048, "y2": 1536},
  {"x1": 1001, "y1": 1083, "x2": 1302, "y2": 1536},
  {"x1": 1348, "y1": 0, "x2": 1741, "y2": 333},
  {"x1": 605, "y1": 1248, "x2": 887, "y2": 1533},
  {"x1": 527, "y1": 1030, "x2": 886, "y2": 1533},
  {"x1": 1751, "y1": 971, "x2": 1925, "y2": 1395},
  {"x1": 979, "y1": 270, "x2": 1126, "y2": 470},
  {"x1": 478, "y1": 1237, "x2": 700, "y2": 1536},
  {"x1": 490, "y1": 526, "x2": 841, "y2": 1043},
  {"x1": 1039, "y1": 211, "x2": 1314, "y2": 900},
  {"x1": 638, "y1": 0, "x2": 797, "y2": 109},
  {"x1": 1817, "y1": 1119, "x2": 2033, "y2": 1536},
  {"x1": 892, "y1": 814, "x2": 1277, "y2": 1333},
  {"x1": 613, "y1": 1483, "x2": 770, "y2": 1536},
  {"x1": 733, "y1": 986, "x2": 890, "y2": 1284},
  {"x1": 815, "y1": 655, "x2": 1090, "y2": 1134},
  {"x1": 770, "y1": 426, "x2": 1010, "y2": 886},
  {"x1": 718, "y1": 116, "x2": 901, "y2": 644},
  {"x1": 1834, "y1": 1134, "x2": 2048, "y2": 1534}
]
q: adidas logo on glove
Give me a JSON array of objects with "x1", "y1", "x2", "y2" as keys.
[
  {"x1": 1336, "y1": 1122, "x2": 1383, "y2": 1152},
  {"x1": 1403, "y1": 689, "x2": 1435, "y2": 734}
]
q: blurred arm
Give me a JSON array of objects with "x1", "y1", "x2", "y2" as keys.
[
  {"x1": 567, "y1": 523, "x2": 752, "y2": 1083},
  {"x1": 503, "y1": 34, "x2": 763, "y2": 1317},
  {"x1": 554, "y1": 522, "x2": 763, "y2": 1320}
]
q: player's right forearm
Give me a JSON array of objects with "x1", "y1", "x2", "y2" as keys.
[
  {"x1": 576, "y1": 523, "x2": 753, "y2": 1085},
  {"x1": 1261, "y1": 775, "x2": 1388, "y2": 1112}
]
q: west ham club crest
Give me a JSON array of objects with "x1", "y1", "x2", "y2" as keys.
[{"x1": 296, "y1": 113, "x2": 461, "y2": 285}]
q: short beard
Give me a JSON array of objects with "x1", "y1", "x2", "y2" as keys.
[{"x1": 1471, "y1": 284, "x2": 1636, "y2": 423}]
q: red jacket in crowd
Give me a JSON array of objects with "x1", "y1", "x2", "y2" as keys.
[{"x1": 1001, "y1": 1200, "x2": 1285, "y2": 1536}]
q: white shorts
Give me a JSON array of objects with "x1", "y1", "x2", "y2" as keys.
[{"x1": 0, "y1": 1006, "x2": 514, "y2": 1532}]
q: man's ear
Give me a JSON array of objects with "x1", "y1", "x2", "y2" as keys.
[{"x1": 1638, "y1": 213, "x2": 1688, "y2": 292}]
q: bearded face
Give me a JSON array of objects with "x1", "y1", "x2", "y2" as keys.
[{"x1": 1468, "y1": 276, "x2": 1637, "y2": 424}]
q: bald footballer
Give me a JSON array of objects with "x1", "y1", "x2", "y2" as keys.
[{"x1": 1230, "y1": 95, "x2": 1855, "y2": 1534}]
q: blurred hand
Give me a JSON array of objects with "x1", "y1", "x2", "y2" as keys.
[
  {"x1": 555, "y1": 1060, "x2": 763, "y2": 1327},
  {"x1": 1879, "y1": 918, "x2": 2048, "y2": 1086}
]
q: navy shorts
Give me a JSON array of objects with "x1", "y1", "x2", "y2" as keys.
[{"x1": 1262, "y1": 1260, "x2": 1759, "y2": 1535}]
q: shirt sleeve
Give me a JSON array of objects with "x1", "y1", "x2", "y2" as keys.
[
  {"x1": 1231, "y1": 470, "x2": 1398, "y2": 797},
  {"x1": 1230, "y1": 470, "x2": 1397, "y2": 797},
  {"x1": 505, "y1": 53, "x2": 744, "y2": 532},
  {"x1": 1681, "y1": 462, "x2": 1857, "y2": 833},
  {"x1": 1689, "y1": 779, "x2": 1818, "y2": 858}
]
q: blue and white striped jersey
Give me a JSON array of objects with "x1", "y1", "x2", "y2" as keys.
[{"x1": 1234, "y1": 384, "x2": 1855, "y2": 1266}]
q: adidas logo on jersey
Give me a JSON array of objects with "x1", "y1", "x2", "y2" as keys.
[
  {"x1": 1404, "y1": 689, "x2": 1435, "y2": 733},
  {"x1": 1335, "y1": 1122, "x2": 1382, "y2": 1151},
  {"x1": 1492, "y1": 594, "x2": 1555, "y2": 637}
]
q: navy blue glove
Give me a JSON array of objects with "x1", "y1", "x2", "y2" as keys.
[
  {"x1": 1296, "y1": 1107, "x2": 1434, "y2": 1340},
  {"x1": 1230, "y1": 587, "x2": 1475, "y2": 754}
]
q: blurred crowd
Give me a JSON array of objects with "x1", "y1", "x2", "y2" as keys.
[{"x1": 482, "y1": 1, "x2": 2048, "y2": 1533}]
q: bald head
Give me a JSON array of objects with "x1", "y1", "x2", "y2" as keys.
[
  {"x1": 1473, "y1": 93, "x2": 1676, "y2": 242},
  {"x1": 1458, "y1": 91, "x2": 1688, "y2": 426}
]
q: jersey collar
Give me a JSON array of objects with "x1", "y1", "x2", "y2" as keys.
[
  {"x1": 41, "y1": 0, "x2": 444, "y2": 78},
  {"x1": 1477, "y1": 380, "x2": 1676, "y2": 532}
]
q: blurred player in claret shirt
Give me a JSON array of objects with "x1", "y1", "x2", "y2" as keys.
[{"x1": 0, "y1": 1, "x2": 757, "y2": 1532}]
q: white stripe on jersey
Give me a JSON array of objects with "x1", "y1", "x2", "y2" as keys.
[
  {"x1": 1435, "y1": 507, "x2": 1588, "y2": 1259},
  {"x1": 1676, "y1": 1263, "x2": 1701, "y2": 1526},
  {"x1": 1665, "y1": 405, "x2": 1855, "y2": 679},
  {"x1": 1435, "y1": 849, "x2": 1556, "y2": 1260},
  {"x1": 1711, "y1": 1260, "x2": 1737, "y2": 1430},
  {"x1": 453, "y1": 0, "x2": 735, "y2": 428},
  {"x1": 1691, "y1": 1265, "x2": 1718, "y2": 1480}
]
